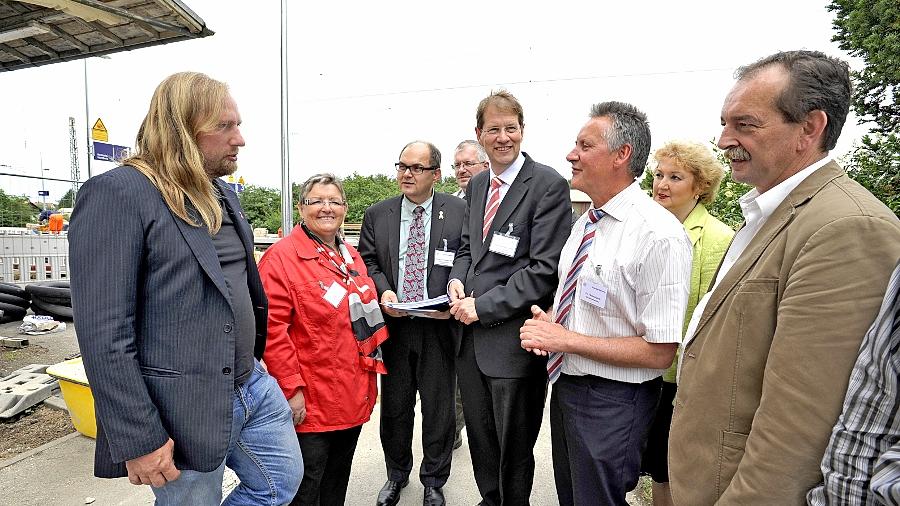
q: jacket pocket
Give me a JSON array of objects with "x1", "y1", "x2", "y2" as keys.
[
  {"x1": 139, "y1": 365, "x2": 182, "y2": 378},
  {"x1": 717, "y1": 430, "x2": 748, "y2": 496}
]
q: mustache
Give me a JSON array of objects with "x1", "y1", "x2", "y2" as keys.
[{"x1": 725, "y1": 146, "x2": 751, "y2": 161}]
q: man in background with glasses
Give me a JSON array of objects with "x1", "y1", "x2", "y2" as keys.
[
  {"x1": 451, "y1": 140, "x2": 489, "y2": 199},
  {"x1": 359, "y1": 141, "x2": 466, "y2": 506},
  {"x1": 448, "y1": 90, "x2": 572, "y2": 506}
]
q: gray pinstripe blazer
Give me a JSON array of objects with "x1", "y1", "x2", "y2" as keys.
[{"x1": 70, "y1": 166, "x2": 267, "y2": 478}]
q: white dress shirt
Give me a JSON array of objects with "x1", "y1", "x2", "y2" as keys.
[
  {"x1": 555, "y1": 182, "x2": 692, "y2": 383},
  {"x1": 486, "y1": 153, "x2": 525, "y2": 207}
]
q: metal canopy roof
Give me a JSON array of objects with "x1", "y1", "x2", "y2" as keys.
[{"x1": 0, "y1": 0, "x2": 212, "y2": 72}]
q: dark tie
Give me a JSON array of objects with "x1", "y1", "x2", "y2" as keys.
[
  {"x1": 547, "y1": 208, "x2": 605, "y2": 383},
  {"x1": 400, "y1": 206, "x2": 426, "y2": 302}
]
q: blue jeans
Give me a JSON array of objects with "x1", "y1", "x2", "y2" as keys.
[{"x1": 152, "y1": 361, "x2": 303, "y2": 505}]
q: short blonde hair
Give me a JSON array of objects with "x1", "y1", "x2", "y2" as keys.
[{"x1": 653, "y1": 141, "x2": 725, "y2": 205}]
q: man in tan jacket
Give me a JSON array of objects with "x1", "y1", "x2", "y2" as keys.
[{"x1": 669, "y1": 50, "x2": 900, "y2": 505}]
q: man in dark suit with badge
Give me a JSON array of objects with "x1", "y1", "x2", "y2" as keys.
[
  {"x1": 449, "y1": 91, "x2": 572, "y2": 505},
  {"x1": 359, "y1": 140, "x2": 465, "y2": 506}
]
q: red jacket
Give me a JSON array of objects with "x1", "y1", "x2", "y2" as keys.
[{"x1": 258, "y1": 225, "x2": 378, "y2": 433}]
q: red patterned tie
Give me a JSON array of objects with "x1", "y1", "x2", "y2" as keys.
[
  {"x1": 400, "y1": 206, "x2": 426, "y2": 302},
  {"x1": 547, "y1": 209, "x2": 605, "y2": 383},
  {"x1": 482, "y1": 177, "x2": 503, "y2": 241}
]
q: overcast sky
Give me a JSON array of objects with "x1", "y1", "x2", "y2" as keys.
[{"x1": 0, "y1": 0, "x2": 865, "y2": 202}]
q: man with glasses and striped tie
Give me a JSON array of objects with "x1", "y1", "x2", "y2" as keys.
[
  {"x1": 448, "y1": 90, "x2": 572, "y2": 506},
  {"x1": 519, "y1": 102, "x2": 692, "y2": 506}
]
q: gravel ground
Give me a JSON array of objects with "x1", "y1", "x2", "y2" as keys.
[{"x1": 0, "y1": 316, "x2": 79, "y2": 461}]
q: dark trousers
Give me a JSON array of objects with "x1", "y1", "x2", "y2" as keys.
[
  {"x1": 291, "y1": 425, "x2": 362, "y2": 506},
  {"x1": 551, "y1": 374, "x2": 662, "y2": 506},
  {"x1": 380, "y1": 318, "x2": 456, "y2": 487},
  {"x1": 457, "y1": 330, "x2": 546, "y2": 506}
]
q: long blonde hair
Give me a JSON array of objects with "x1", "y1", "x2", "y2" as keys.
[{"x1": 123, "y1": 72, "x2": 228, "y2": 233}]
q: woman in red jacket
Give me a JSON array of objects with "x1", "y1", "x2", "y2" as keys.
[{"x1": 258, "y1": 173, "x2": 388, "y2": 506}]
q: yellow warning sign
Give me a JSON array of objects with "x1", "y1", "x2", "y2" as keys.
[
  {"x1": 91, "y1": 118, "x2": 108, "y2": 142},
  {"x1": 238, "y1": 176, "x2": 245, "y2": 185}
]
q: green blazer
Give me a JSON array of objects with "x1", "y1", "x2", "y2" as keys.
[{"x1": 663, "y1": 203, "x2": 734, "y2": 382}]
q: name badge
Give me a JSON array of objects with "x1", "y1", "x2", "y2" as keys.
[
  {"x1": 489, "y1": 223, "x2": 519, "y2": 257},
  {"x1": 434, "y1": 250, "x2": 455, "y2": 267},
  {"x1": 323, "y1": 281, "x2": 347, "y2": 308},
  {"x1": 579, "y1": 279, "x2": 608, "y2": 309}
]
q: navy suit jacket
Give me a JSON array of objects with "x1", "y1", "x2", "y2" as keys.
[
  {"x1": 448, "y1": 153, "x2": 572, "y2": 378},
  {"x1": 70, "y1": 166, "x2": 267, "y2": 477}
]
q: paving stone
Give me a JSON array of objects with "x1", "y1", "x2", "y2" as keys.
[{"x1": 0, "y1": 365, "x2": 58, "y2": 418}]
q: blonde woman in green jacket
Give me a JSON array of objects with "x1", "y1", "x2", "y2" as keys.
[{"x1": 640, "y1": 141, "x2": 735, "y2": 506}]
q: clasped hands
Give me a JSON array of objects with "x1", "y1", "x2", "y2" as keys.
[{"x1": 447, "y1": 280, "x2": 479, "y2": 325}]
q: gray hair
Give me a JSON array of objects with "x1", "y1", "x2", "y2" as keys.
[
  {"x1": 735, "y1": 50, "x2": 851, "y2": 151},
  {"x1": 399, "y1": 141, "x2": 442, "y2": 168},
  {"x1": 299, "y1": 173, "x2": 347, "y2": 203},
  {"x1": 589, "y1": 101, "x2": 651, "y2": 178},
  {"x1": 455, "y1": 140, "x2": 488, "y2": 163}
]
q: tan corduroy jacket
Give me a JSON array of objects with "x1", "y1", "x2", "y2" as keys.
[{"x1": 669, "y1": 161, "x2": 900, "y2": 505}]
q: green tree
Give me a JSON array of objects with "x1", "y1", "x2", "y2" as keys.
[
  {"x1": 0, "y1": 189, "x2": 37, "y2": 227},
  {"x1": 843, "y1": 133, "x2": 900, "y2": 216},
  {"x1": 828, "y1": 0, "x2": 899, "y2": 135},
  {"x1": 829, "y1": 0, "x2": 899, "y2": 217},
  {"x1": 341, "y1": 173, "x2": 400, "y2": 223},
  {"x1": 57, "y1": 189, "x2": 76, "y2": 209},
  {"x1": 238, "y1": 185, "x2": 282, "y2": 233}
]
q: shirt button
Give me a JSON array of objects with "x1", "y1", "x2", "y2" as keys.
[
  {"x1": 222, "y1": 367, "x2": 232, "y2": 375},
  {"x1": 224, "y1": 323, "x2": 233, "y2": 333},
  {"x1": 474, "y1": 270, "x2": 480, "y2": 276}
]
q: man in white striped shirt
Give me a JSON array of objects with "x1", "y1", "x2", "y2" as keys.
[{"x1": 520, "y1": 101, "x2": 691, "y2": 506}]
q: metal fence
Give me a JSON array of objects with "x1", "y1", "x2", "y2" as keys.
[{"x1": 0, "y1": 233, "x2": 70, "y2": 284}]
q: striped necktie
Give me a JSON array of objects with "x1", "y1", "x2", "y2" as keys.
[
  {"x1": 482, "y1": 177, "x2": 503, "y2": 241},
  {"x1": 547, "y1": 208, "x2": 605, "y2": 383}
]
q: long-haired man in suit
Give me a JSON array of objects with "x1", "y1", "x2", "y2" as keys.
[
  {"x1": 448, "y1": 90, "x2": 572, "y2": 505},
  {"x1": 70, "y1": 72, "x2": 302, "y2": 505},
  {"x1": 359, "y1": 141, "x2": 465, "y2": 506},
  {"x1": 669, "y1": 50, "x2": 900, "y2": 505}
]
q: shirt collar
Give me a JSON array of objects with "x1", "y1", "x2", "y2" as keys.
[
  {"x1": 597, "y1": 181, "x2": 642, "y2": 222},
  {"x1": 491, "y1": 152, "x2": 525, "y2": 186},
  {"x1": 401, "y1": 191, "x2": 434, "y2": 217},
  {"x1": 739, "y1": 156, "x2": 831, "y2": 226}
]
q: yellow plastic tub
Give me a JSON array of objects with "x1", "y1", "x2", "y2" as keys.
[{"x1": 46, "y1": 358, "x2": 96, "y2": 438}]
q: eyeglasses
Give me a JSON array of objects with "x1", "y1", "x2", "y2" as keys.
[
  {"x1": 481, "y1": 125, "x2": 521, "y2": 137},
  {"x1": 395, "y1": 162, "x2": 437, "y2": 175},
  {"x1": 302, "y1": 199, "x2": 346, "y2": 208},
  {"x1": 451, "y1": 160, "x2": 487, "y2": 171}
]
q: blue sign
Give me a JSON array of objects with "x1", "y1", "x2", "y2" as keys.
[
  {"x1": 38, "y1": 190, "x2": 49, "y2": 196},
  {"x1": 93, "y1": 141, "x2": 131, "y2": 162},
  {"x1": 228, "y1": 182, "x2": 245, "y2": 193}
]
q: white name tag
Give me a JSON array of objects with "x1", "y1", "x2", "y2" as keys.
[
  {"x1": 323, "y1": 281, "x2": 347, "y2": 308},
  {"x1": 579, "y1": 279, "x2": 608, "y2": 309},
  {"x1": 489, "y1": 233, "x2": 519, "y2": 257},
  {"x1": 434, "y1": 250, "x2": 455, "y2": 267}
]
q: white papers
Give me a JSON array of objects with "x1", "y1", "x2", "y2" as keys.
[{"x1": 384, "y1": 294, "x2": 449, "y2": 311}]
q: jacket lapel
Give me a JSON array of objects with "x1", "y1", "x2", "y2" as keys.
[
  {"x1": 172, "y1": 194, "x2": 232, "y2": 306},
  {"x1": 684, "y1": 162, "x2": 844, "y2": 348},
  {"x1": 469, "y1": 173, "x2": 488, "y2": 262},
  {"x1": 475, "y1": 157, "x2": 532, "y2": 266},
  {"x1": 388, "y1": 198, "x2": 402, "y2": 290},
  {"x1": 427, "y1": 194, "x2": 447, "y2": 281}
]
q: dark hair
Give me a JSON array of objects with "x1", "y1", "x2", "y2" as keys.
[
  {"x1": 399, "y1": 141, "x2": 442, "y2": 168},
  {"x1": 589, "y1": 101, "x2": 651, "y2": 178},
  {"x1": 476, "y1": 90, "x2": 524, "y2": 130},
  {"x1": 736, "y1": 50, "x2": 851, "y2": 151}
]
